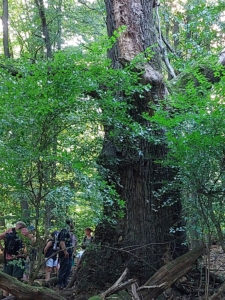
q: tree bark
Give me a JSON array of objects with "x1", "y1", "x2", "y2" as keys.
[
  {"x1": 0, "y1": 271, "x2": 65, "y2": 300},
  {"x1": 34, "y1": 0, "x2": 52, "y2": 58},
  {"x1": 2, "y1": 0, "x2": 10, "y2": 58},
  {"x1": 76, "y1": 0, "x2": 186, "y2": 291},
  {"x1": 87, "y1": 246, "x2": 204, "y2": 300}
]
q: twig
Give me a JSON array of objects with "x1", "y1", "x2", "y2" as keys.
[
  {"x1": 102, "y1": 245, "x2": 157, "y2": 271},
  {"x1": 131, "y1": 282, "x2": 141, "y2": 300},
  {"x1": 101, "y1": 268, "x2": 136, "y2": 299},
  {"x1": 137, "y1": 282, "x2": 167, "y2": 291}
]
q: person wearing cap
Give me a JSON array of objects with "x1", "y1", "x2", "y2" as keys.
[
  {"x1": 28, "y1": 225, "x2": 35, "y2": 234},
  {"x1": 0, "y1": 221, "x2": 34, "y2": 298}
]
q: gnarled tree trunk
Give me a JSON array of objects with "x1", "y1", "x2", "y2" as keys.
[{"x1": 76, "y1": 0, "x2": 185, "y2": 291}]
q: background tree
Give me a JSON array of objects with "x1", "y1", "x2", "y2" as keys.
[{"x1": 2, "y1": 0, "x2": 10, "y2": 57}]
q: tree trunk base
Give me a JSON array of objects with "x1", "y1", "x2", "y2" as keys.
[{"x1": 85, "y1": 246, "x2": 204, "y2": 300}]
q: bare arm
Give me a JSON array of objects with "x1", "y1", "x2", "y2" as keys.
[
  {"x1": 60, "y1": 241, "x2": 69, "y2": 258},
  {"x1": 44, "y1": 241, "x2": 53, "y2": 256}
]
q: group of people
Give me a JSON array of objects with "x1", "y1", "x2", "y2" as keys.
[
  {"x1": 0, "y1": 221, "x2": 35, "y2": 298},
  {"x1": 0, "y1": 220, "x2": 94, "y2": 297},
  {"x1": 43, "y1": 220, "x2": 77, "y2": 289}
]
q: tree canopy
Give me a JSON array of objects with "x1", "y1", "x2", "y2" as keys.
[{"x1": 1, "y1": 0, "x2": 225, "y2": 298}]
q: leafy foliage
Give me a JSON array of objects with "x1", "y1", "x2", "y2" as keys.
[{"x1": 149, "y1": 55, "x2": 225, "y2": 245}]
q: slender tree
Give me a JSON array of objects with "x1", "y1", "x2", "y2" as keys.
[{"x1": 2, "y1": 0, "x2": 10, "y2": 57}]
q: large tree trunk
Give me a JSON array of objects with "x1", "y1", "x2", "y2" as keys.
[
  {"x1": 87, "y1": 245, "x2": 204, "y2": 300},
  {"x1": 76, "y1": 0, "x2": 185, "y2": 291}
]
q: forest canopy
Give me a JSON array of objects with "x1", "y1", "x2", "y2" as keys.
[{"x1": 1, "y1": 0, "x2": 225, "y2": 299}]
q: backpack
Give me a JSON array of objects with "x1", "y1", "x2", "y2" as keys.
[
  {"x1": 52, "y1": 231, "x2": 60, "y2": 251},
  {"x1": 42, "y1": 231, "x2": 59, "y2": 255},
  {"x1": 5, "y1": 228, "x2": 23, "y2": 256},
  {"x1": 57, "y1": 229, "x2": 72, "y2": 258}
]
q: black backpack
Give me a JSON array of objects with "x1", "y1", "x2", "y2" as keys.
[
  {"x1": 42, "y1": 231, "x2": 59, "y2": 255},
  {"x1": 5, "y1": 228, "x2": 23, "y2": 256},
  {"x1": 58, "y1": 229, "x2": 72, "y2": 257}
]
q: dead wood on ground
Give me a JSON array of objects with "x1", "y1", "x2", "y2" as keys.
[
  {"x1": 87, "y1": 246, "x2": 204, "y2": 300},
  {"x1": 0, "y1": 270, "x2": 65, "y2": 300},
  {"x1": 138, "y1": 245, "x2": 204, "y2": 299}
]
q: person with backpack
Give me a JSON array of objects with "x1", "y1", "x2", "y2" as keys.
[
  {"x1": 43, "y1": 231, "x2": 58, "y2": 281},
  {"x1": 0, "y1": 221, "x2": 34, "y2": 298},
  {"x1": 56, "y1": 220, "x2": 73, "y2": 290}
]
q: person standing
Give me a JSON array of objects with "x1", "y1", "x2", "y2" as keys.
[
  {"x1": 82, "y1": 227, "x2": 94, "y2": 249},
  {"x1": 43, "y1": 231, "x2": 58, "y2": 281},
  {"x1": 76, "y1": 227, "x2": 94, "y2": 267},
  {"x1": 0, "y1": 221, "x2": 34, "y2": 298},
  {"x1": 69, "y1": 228, "x2": 77, "y2": 267},
  {"x1": 57, "y1": 222, "x2": 73, "y2": 290}
]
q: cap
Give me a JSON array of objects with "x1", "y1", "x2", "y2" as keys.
[{"x1": 28, "y1": 225, "x2": 35, "y2": 231}]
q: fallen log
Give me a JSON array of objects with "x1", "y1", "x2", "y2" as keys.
[
  {"x1": 0, "y1": 270, "x2": 65, "y2": 300},
  {"x1": 88, "y1": 246, "x2": 204, "y2": 300},
  {"x1": 139, "y1": 245, "x2": 204, "y2": 299}
]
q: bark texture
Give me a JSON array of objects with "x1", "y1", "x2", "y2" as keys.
[
  {"x1": 87, "y1": 246, "x2": 204, "y2": 300},
  {"x1": 2, "y1": 0, "x2": 10, "y2": 58},
  {"x1": 76, "y1": 0, "x2": 185, "y2": 291}
]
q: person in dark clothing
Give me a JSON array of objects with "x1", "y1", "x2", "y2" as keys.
[
  {"x1": 0, "y1": 221, "x2": 34, "y2": 297},
  {"x1": 43, "y1": 231, "x2": 58, "y2": 281},
  {"x1": 57, "y1": 225, "x2": 73, "y2": 289}
]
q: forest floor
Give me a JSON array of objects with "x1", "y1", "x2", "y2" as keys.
[
  {"x1": 55, "y1": 244, "x2": 225, "y2": 299},
  {"x1": 70, "y1": 244, "x2": 225, "y2": 299},
  {"x1": 159, "y1": 244, "x2": 225, "y2": 300},
  {"x1": 1, "y1": 245, "x2": 225, "y2": 300}
]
